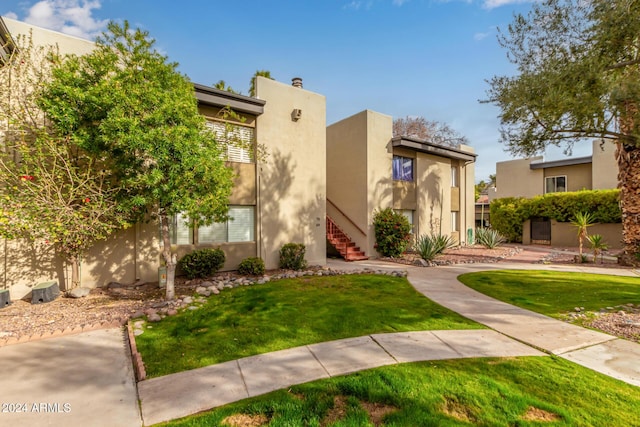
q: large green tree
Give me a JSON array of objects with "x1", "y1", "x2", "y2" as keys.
[
  {"x1": 0, "y1": 33, "x2": 129, "y2": 289},
  {"x1": 486, "y1": 0, "x2": 640, "y2": 265},
  {"x1": 39, "y1": 22, "x2": 234, "y2": 299}
]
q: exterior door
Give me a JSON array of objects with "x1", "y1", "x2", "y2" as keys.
[{"x1": 530, "y1": 217, "x2": 551, "y2": 245}]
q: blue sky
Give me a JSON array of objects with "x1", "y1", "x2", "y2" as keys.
[{"x1": 1, "y1": 0, "x2": 590, "y2": 182}]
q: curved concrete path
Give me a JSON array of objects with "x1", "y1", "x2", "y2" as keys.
[{"x1": 2, "y1": 248, "x2": 639, "y2": 426}]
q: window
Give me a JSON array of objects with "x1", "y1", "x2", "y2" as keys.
[
  {"x1": 170, "y1": 206, "x2": 255, "y2": 245},
  {"x1": 395, "y1": 209, "x2": 414, "y2": 234},
  {"x1": 451, "y1": 211, "x2": 459, "y2": 232},
  {"x1": 545, "y1": 176, "x2": 567, "y2": 193},
  {"x1": 451, "y1": 166, "x2": 459, "y2": 187},
  {"x1": 205, "y1": 121, "x2": 254, "y2": 163},
  {"x1": 393, "y1": 156, "x2": 413, "y2": 181}
]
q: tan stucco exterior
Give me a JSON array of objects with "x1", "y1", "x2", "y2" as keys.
[
  {"x1": 523, "y1": 219, "x2": 622, "y2": 249},
  {"x1": 327, "y1": 110, "x2": 394, "y2": 257},
  {"x1": 2, "y1": 17, "x2": 94, "y2": 56},
  {"x1": 327, "y1": 110, "x2": 476, "y2": 255},
  {"x1": 255, "y1": 77, "x2": 327, "y2": 269},
  {"x1": 592, "y1": 139, "x2": 619, "y2": 189},
  {"x1": 495, "y1": 157, "x2": 544, "y2": 199},
  {"x1": 495, "y1": 139, "x2": 618, "y2": 199}
]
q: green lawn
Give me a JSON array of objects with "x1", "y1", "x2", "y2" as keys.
[
  {"x1": 136, "y1": 274, "x2": 482, "y2": 377},
  {"x1": 457, "y1": 270, "x2": 640, "y2": 318},
  {"x1": 156, "y1": 357, "x2": 640, "y2": 426}
]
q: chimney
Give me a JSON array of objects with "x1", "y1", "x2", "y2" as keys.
[{"x1": 291, "y1": 77, "x2": 303, "y2": 88}]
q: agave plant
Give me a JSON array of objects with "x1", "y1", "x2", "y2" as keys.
[
  {"x1": 414, "y1": 234, "x2": 454, "y2": 261},
  {"x1": 475, "y1": 227, "x2": 506, "y2": 249}
]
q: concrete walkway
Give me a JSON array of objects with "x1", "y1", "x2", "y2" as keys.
[
  {"x1": 0, "y1": 328, "x2": 141, "y2": 427},
  {"x1": 2, "y1": 247, "x2": 639, "y2": 426}
]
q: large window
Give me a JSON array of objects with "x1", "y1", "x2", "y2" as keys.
[
  {"x1": 451, "y1": 165, "x2": 459, "y2": 187},
  {"x1": 171, "y1": 206, "x2": 255, "y2": 245},
  {"x1": 393, "y1": 155, "x2": 414, "y2": 181},
  {"x1": 545, "y1": 176, "x2": 566, "y2": 193},
  {"x1": 205, "y1": 121, "x2": 254, "y2": 163}
]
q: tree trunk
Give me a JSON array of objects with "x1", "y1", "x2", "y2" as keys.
[
  {"x1": 616, "y1": 143, "x2": 640, "y2": 266},
  {"x1": 159, "y1": 211, "x2": 177, "y2": 300},
  {"x1": 69, "y1": 255, "x2": 80, "y2": 290}
]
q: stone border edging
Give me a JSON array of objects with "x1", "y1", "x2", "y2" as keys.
[{"x1": 127, "y1": 320, "x2": 147, "y2": 381}]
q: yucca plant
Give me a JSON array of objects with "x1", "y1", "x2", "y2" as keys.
[
  {"x1": 475, "y1": 227, "x2": 506, "y2": 249},
  {"x1": 570, "y1": 211, "x2": 596, "y2": 260},
  {"x1": 587, "y1": 234, "x2": 609, "y2": 264}
]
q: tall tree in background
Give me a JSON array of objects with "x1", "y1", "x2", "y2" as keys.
[
  {"x1": 392, "y1": 116, "x2": 468, "y2": 148},
  {"x1": 486, "y1": 0, "x2": 640, "y2": 265},
  {"x1": 39, "y1": 22, "x2": 235, "y2": 299},
  {"x1": 0, "y1": 33, "x2": 129, "y2": 289}
]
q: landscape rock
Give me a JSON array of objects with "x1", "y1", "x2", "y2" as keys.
[
  {"x1": 147, "y1": 313, "x2": 162, "y2": 322},
  {"x1": 67, "y1": 287, "x2": 91, "y2": 298}
]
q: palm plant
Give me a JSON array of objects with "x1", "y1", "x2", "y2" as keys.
[
  {"x1": 570, "y1": 212, "x2": 595, "y2": 260},
  {"x1": 587, "y1": 234, "x2": 609, "y2": 264}
]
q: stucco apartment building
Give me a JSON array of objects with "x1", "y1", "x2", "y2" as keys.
[
  {"x1": 494, "y1": 139, "x2": 621, "y2": 248},
  {"x1": 1, "y1": 17, "x2": 476, "y2": 299},
  {"x1": 326, "y1": 110, "x2": 476, "y2": 257},
  {"x1": 494, "y1": 139, "x2": 618, "y2": 199}
]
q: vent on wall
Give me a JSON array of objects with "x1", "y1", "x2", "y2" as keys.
[{"x1": 291, "y1": 109, "x2": 302, "y2": 121}]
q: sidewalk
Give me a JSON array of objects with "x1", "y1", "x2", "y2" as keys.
[
  {"x1": 2, "y1": 247, "x2": 639, "y2": 426},
  {"x1": 0, "y1": 328, "x2": 141, "y2": 427}
]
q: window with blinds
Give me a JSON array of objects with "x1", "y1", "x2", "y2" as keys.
[
  {"x1": 171, "y1": 206, "x2": 255, "y2": 245},
  {"x1": 205, "y1": 121, "x2": 254, "y2": 163}
]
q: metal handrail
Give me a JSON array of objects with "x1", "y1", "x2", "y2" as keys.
[{"x1": 326, "y1": 198, "x2": 367, "y2": 237}]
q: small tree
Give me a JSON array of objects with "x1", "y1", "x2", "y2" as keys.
[
  {"x1": 0, "y1": 33, "x2": 129, "y2": 289},
  {"x1": 249, "y1": 70, "x2": 273, "y2": 97},
  {"x1": 571, "y1": 211, "x2": 595, "y2": 260},
  {"x1": 39, "y1": 22, "x2": 235, "y2": 299},
  {"x1": 373, "y1": 208, "x2": 412, "y2": 257}
]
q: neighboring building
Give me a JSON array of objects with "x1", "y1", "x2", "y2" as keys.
[
  {"x1": 494, "y1": 139, "x2": 621, "y2": 248},
  {"x1": 494, "y1": 139, "x2": 618, "y2": 199},
  {"x1": 327, "y1": 110, "x2": 477, "y2": 258},
  {"x1": 0, "y1": 17, "x2": 475, "y2": 299}
]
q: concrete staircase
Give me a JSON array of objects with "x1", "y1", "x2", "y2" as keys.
[{"x1": 326, "y1": 216, "x2": 368, "y2": 261}]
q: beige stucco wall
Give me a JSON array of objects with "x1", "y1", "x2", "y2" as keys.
[
  {"x1": 255, "y1": 77, "x2": 327, "y2": 269},
  {"x1": 459, "y1": 145, "x2": 476, "y2": 244},
  {"x1": 592, "y1": 139, "x2": 619, "y2": 190},
  {"x1": 326, "y1": 110, "x2": 393, "y2": 258},
  {"x1": 544, "y1": 163, "x2": 591, "y2": 192},
  {"x1": 495, "y1": 157, "x2": 544, "y2": 199},
  {"x1": 522, "y1": 219, "x2": 622, "y2": 249},
  {"x1": 327, "y1": 110, "x2": 371, "y2": 252},
  {"x1": 415, "y1": 153, "x2": 451, "y2": 238},
  {"x1": 3, "y1": 17, "x2": 95, "y2": 56}
]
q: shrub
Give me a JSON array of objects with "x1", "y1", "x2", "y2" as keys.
[
  {"x1": 373, "y1": 208, "x2": 412, "y2": 257},
  {"x1": 475, "y1": 228, "x2": 506, "y2": 249},
  {"x1": 237, "y1": 257, "x2": 265, "y2": 276},
  {"x1": 414, "y1": 234, "x2": 454, "y2": 261},
  {"x1": 178, "y1": 248, "x2": 225, "y2": 279},
  {"x1": 490, "y1": 189, "x2": 621, "y2": 242},
  {"x1": 279, "y1": 243, "x2": 307, "y2": 270}
]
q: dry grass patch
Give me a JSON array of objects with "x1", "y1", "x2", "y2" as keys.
[
  {"x1": 522, "y1": 406, "x2": 561, "y2": 422},
  {"x1": 441, "y1": 396, "x2": 477, "y2": 423},
  {"x1": 360, "y1": 401, "x2": 399, "y2": 426},
  {"x1": 221, "y1": 413, "x2": 269, "y2": 427},
  {"x1": 320, "y1": 395, "x2": 398, "y2": 426}
]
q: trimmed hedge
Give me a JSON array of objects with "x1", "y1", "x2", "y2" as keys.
[
  {"x1": 490, "y1": 189, "x2": 621, "y2": 243},
  {"x1": 279, "y1": 243, "x2": 307, "y2": 270},
  {"x1": 178, "y1": 248, "x2": 226, "y2": 279}
]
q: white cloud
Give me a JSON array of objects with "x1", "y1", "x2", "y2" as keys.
[
  {"x1": 474, "y1": 32, "x2": 490, "y2": 41},
  {"x1": 4, "y1": 11, "x2": 19, "y2": 19},
  {"x1": 23, "y1": 0, "x2": 107, "y2": 39},
  {"x1": 482, "y1": 0, "x2": 533, "y2": 9},
  {"x1": 393, "y1": 0, "x2": 410, "y2": 6},
  {"x1": 343, "y1": 1, "x2": 364, "y2": 10}
]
